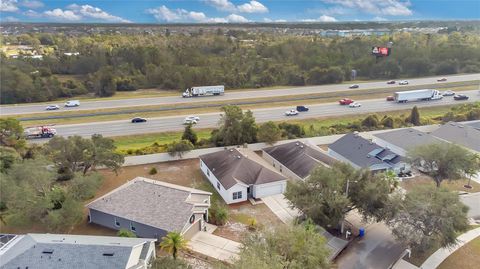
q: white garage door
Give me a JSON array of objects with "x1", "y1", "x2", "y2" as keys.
[{"x1": 255, "y1": 183, "x2": 284, "y2": 198}]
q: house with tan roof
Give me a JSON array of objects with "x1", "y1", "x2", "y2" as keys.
[
  {"x1": 199, "y1": 148, "x2": 287, "y2": 204},
  {"x1": 86, "y1": 177, "x2": 211, "y2": 241}
]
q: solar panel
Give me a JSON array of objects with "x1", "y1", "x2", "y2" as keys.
[
  {"x1": 368, "y1": 148, "x2": 384, "y2": 157},
  {"x1": 382, "y1": 154, "x2": 398, "y2": 162}
]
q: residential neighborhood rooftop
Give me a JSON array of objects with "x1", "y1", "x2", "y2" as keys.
[
  {"x1": 87, "y1": 177, "x2": 211, "y2": 233},
  {"x1": 0, "y1": 233, "x2": 156, "y2": 269},
  {"x1": 431, "y1": 122, "x2": 480, "y2": 152},
  {"x1": 263, "y1": 141, "x2": 337, "y2": 179},
  {"x1": 199, "y1": 148, "x2": 286, "y2": 189},
  {"x1": 374, "y1": 128, "x2": 444, "y2": 151}
]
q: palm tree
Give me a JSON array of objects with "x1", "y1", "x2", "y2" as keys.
[{"x1": 159, "y1": 232, "x2": 188, "y2": 260}]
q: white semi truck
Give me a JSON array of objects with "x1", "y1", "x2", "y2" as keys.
[
  {"x1": 182, "y1": 85, "x2": 224, "y2": 98},
  {"x1": 394, "y1": 89, "x2": 443, "y2": 103}
]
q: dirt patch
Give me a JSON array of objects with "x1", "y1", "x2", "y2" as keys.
[{"x1": 400, "y1": 173, "x2": 480, "y2": 193}]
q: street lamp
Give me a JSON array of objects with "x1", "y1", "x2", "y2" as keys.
[{"x1": 341, "y1": 179, "x2": 358, "y2": 234}]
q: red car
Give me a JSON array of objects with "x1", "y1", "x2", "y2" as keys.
[
  {"x1": 339, "y1": 98, "x2": 354, "y2": 105},
  {"x1": 386, "y1": 96, "x2": 395, "y2": 101}
]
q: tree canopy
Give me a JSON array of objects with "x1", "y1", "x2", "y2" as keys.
[
  {"x1": 258, "y1": 121, "x2": 282, "y2": 145},
  {"x1": 212, "y1": 106, "x2": 258, "y2": 146}
]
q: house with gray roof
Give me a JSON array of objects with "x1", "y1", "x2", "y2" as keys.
[
  {"x1": 328, "y1": 133, "x2": 410, "y2": 175},
  {"x1": 199, "y1": 148, "x2": 287, "y2": 204},
  {"x1": 262, "y1": 141, "x2": 337, "y2": 180},
  {"x1": 431, "y1": 122, "x2": 480, "y2": 152},
  {"x1": 0, "y1": 233, "x2": 156, "y2": 269},
  {"x1": 86, "y1": 177, "x2": 211, "y2": 241},
  {"x1": 373, "y1": 128, "x2": 445, "y2": 156}
]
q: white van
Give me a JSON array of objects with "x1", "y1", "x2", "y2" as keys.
[{"x1": 64, "y1": 100, "x2": 80, "y2": 107}]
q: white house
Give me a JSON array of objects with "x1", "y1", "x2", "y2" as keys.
[{"x1": 199, "y1": 148, "x2": 287, "y2": 204}]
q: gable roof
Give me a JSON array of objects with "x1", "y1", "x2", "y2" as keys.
[
  {"x1": 431, "y1": 122, "x2": 480, "y2": 152},
  {"x1": 199, "y1": 148, "x2": 286, "y2": 190},
  {"x1": 329, "y1": 133, "x2": 403, "y2": 169},
  {"x1": 87, "y1": 177, "x2": 211, "y2": 233},
  {"x1": 263, "y1": 141, "x2": 337, "y2": 179},
  {"x1": 0, "y1": 233, "x2": 156, "y2": 269},
  {"x1": 374, "y1": 128, "x2": 445, "y2": 151}
]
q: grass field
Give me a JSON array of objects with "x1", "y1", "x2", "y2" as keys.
[{"x1": 438, "y1": 235, "x2": 480, "y2": 269}]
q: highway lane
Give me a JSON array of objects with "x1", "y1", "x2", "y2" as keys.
[
  {"x1": 45, "y1": 90, "x2": 479, "y2": 139},
  {"x1": 2, "y1": 73, "x2": 479, "y2": 116}
]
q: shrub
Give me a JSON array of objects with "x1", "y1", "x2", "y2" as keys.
[
  {"x1": 209, "y1": 202, "x2": 228, "y2": 226},
  {"x1": 149, "y1": 167, "x2": 158, "y2": 175},
  {"x1": 117, "y1": 229, "x2": 136, "y2": 238}
]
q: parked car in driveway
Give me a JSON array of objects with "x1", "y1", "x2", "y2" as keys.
[
  {"x1": 349, "y1": 84, "x2": 359, "y2": 89},
  {"x1": 386, "y1": 96, "x2": 395, "y2": 101},
  {"x1": 285, "y1": 110, "x2": 299, "y2": 116},
  {"x1": 437, "y1": 77, "x2": 447, "y2": 82},
  {"x1": 296, "y1": 105, "x2": 309, "y2": 112},
  {"x1": 386, "y1": 80, "x2": 396, "y2": 84},
  {"x1": 339, "y1": 98, "x2": 354, "y2": 105},
  {"x1": 349, "y1": 102, "x2": 361, "y2": 108},
  {"x1": 131, "y1": 117, "x2": 147, "y2": 123},
  {"x1": 45, "y1": 105, "x2": 60, "y2": 110},
  {"x1": 399, "y1": 80, "x2": 409, "y2": 85},
  {"x1": 442, "y1": 90, "x2": 455, "y2": 96},
  {"x1": 454, "y1": 94, "x2": 469, "y2": 101}
]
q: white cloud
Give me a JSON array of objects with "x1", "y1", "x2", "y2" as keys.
[
  {"x1": 1, "y1": 0, "x2": 18, "y2": 12},
  {"x1": 205, "y1": 0, "x2": 268, "y2": 13},
  {"x1": 313, "y1": 6, "x2": 348, "y2": 15},
  {"x1": 3, "y1": 16, "x2": 19, "y2": 22},
  {"x1": 23, "y1": 9, "x2": 41, "y2": 17},
  {"x1": 373, "y1": 16, "x2": 387, "y2": 21},
  {"x1": 322, "y1": 0, "x2": 412, "y2": 16},
  {"x1": 44, "y1": 8, "x2": 81, "y2": 21},
  {"x1": 67, "y1": 4, "x2": 131, "y2": 23},
  {"x1": 264, "y1": 18, "x2": 286, "y2": 22},
  {"x1": 318, "y1": 15, "x2": 337, "y2": 22},
  {"x1": 20, "y1": 0, "x2": 43, "y2": 9},
  {"x1": 226, "y1": 13, "x2": 249, "y2": 22},
  {"x1": 237, "y1": 1, "x2": 268, "y2": 13}
]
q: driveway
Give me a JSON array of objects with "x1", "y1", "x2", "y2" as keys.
[
  {"x1": 262, "y1": 194, "x2": 300, "y2": 224},
  {"x1": 460, "y1": 192, "x2": 480, "y2": 221},
  {"x1": 336, "y1": 222, "x2": 405, "y2": 269},
  {"x1": 188, "y1": 232, "x2": 241, "y2": 263}
]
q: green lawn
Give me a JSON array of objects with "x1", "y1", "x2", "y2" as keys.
[{"x1": 437, "y1": 236, "x2": 480, "y2": 269}]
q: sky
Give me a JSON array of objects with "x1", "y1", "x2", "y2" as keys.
[{"x1": 0, "y1": 0, "x2": 479, "y2": 23}]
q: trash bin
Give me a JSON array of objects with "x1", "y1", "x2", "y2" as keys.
[{"x1": 359, "y1": 228, "x2": 365, "y2": 237}]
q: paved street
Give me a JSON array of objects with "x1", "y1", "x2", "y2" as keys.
[
  {"x1": 1, "y1": 73, "x2": 478, "y2": 115},
  {"x1": 28, "y1": 90, "x2": 480, "y2": 139},
  {"x1": 460, "y1": 192, "x2": 480, "y2": 221}
]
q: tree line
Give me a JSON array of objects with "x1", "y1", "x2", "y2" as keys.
[{"x1": 2, "y1": 31, "x2": 480, "y2": 104}]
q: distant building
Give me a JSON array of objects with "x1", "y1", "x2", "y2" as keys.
[
  {"x1": 0, "y1": 233, "x2": 156, "y2": 269},
  {"x1": 87, "y1": 177, "x2": 211, "y2": 240}
]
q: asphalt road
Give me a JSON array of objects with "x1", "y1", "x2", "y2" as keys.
[
  {"x1": 460, "y1": 192, "x2": 480, "y2": 221},
  {"x1": 37, "y1": 90, "x2": 479, "y2": 139},
  {"x1": 2, "y1": 73, "x2": 479, "y2": 116}
]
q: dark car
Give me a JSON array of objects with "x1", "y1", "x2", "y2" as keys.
[
  {"x1": 454, "y1": 94, "x2": 469, "y2": 101},
  {"x1": 131, "y1": 117, "x2": 147, "y2": 123},
  {"x1": 296, "y1": 105, "x2": 309, "y2": 112},
  {"x1": 349, "y1": 84, "x2": 359, "y2": 89},
  {"x1": 437, "y1": 77, "x2": 447, "y2": 82},
  {"x1": 387, "y1": 80, "x2": 396, "y2": 84}
]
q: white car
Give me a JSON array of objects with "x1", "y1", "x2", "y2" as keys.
[
  {"x1": 64, "y1": 100, "x2": 80, "y2": 107},
  {"x1": 45, "y1": 105, "x2": 60, "y2": 110},
  {"x1": 399, "y1": 80, "x2": 409, "y2": 85},
  {"x1": 185, "y1": 115, "x2": 200, "y2": 121},
  {"x1": 285, "y1": 110, "x2": 299, "y2": 116},
  {"x1": 349, "y1": 102, "x2": 362, "y2": 108},
  {"x1": 442, "y1": 90, "x2": 455, "y2": 96},
  {"x1": 183, "y1": 118, "x2": 198, "y2": 125}
]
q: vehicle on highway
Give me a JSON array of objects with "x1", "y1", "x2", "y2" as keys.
[
  {"x1": 437, "y1": 78, "x2": 447, "y2": 82},
  {"x1": 183, "y1": 118, "x2": 198, "y2": 125},
  {"x1": 394, "y1": 89, "x2": 443, "y2": 103},
  {"x1": 349, "y1": 102, "x2": 361, "y2": 108},
  {"x1": 387, "y1": 80, "x2": 396, "y2": 84},
  {"x1": 349, "y1": 84, "x2": 359, "y2": 89},
  {"x1": 339, "y1": 98, "x2": 354, "y2": 105},
  {"x1": 386, "y1": 96, "x2": 395, "y2": 101},
  {"x1": 296, "y1": 105, "x2": 309, "y2": 112},
  {"x1": 182, "y1": 85, "x2": 224, "y2": 98},
  {"x1": 285, "y1": 110, "x2": 299, "y2": 116},
  {"x1": 185, "y1": 115, "x2": 200, "y2": 121},
  {"x1": 454, "y1": 94, "x2": 469, "y2": 101},
  {"x1": 442, "y1": 90, "x2": 455, "y2": 96},
  {"x1": 131, "y1": 117, "x2": 147, "y2": 123},
  {"x1": 64, "y1": 100, "x2": 80, "y2": 107},
  {"x1": 45, "y1": 105, "x2": 60, "y2": 110},
  {"x1": 399, "y1": 80, "x2": 409, "y2": 85},
  {"x1": 24, "y1": 126, "x2": 56, "y2": 139}
]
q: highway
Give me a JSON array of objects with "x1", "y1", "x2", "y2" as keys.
[
  {"x1": 42, "y1": 90, "x2": 479, "y2": 139},
  {"x1": 2, "y1": 73, "x2": 479, "y2": 116}
]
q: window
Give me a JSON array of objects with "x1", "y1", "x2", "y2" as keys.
[
  {"x1": 207, "y1": 170, "x2": 210, "y2": 176},
  {"x1": 130, "y1": 222, "x2": 136, "y2": 232},
  {"x1": 280, "y1": 166, "x2": 283, "y2": 172},
  {"x1": 217, "y1": 181, "x2": 221, "y2": 190},
  {"x1": 233, "y1": 191, "x2": 243, "y2": 200},
  {"x1": 114, "y1": 217, "x2": 120, "y2": 227},
  {"x1": 273, "y1": 162, "x2": 275, "y2": 167}
]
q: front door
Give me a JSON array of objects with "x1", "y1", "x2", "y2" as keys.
[{"x1": 247, "y1": 186, "x2": 253, "y2": 198}]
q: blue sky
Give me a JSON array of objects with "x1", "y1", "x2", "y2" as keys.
[{"x1": 1, "y1": 0, "x2": 479, "y2": 23}]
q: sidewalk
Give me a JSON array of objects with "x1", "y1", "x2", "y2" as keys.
[
  {"x1": 261, "y1": 194, "x2": 300, "y2": 224},
  {"x1": 420, "y1": 227, "x2": 480, "y2": 269}
]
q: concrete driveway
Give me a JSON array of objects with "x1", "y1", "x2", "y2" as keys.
[
  {"x1": 188, "y1": 232, "x2": 241, "y2": 263},
  {"x1": 262, "y1": 194, "x2": 300, "y2": 224},
  {"x1": 460, "y1": 192, "x2": 480, "y2": 221}
]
